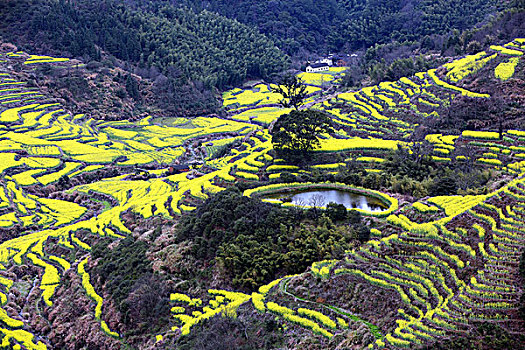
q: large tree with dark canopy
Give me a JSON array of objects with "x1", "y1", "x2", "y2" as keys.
[{"x1": 270, "y1": 109, "x2": 333, "y2": 161}]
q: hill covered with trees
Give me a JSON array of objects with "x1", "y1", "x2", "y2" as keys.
[
  {"x1": 171, "y1": 0, "x2": 504, "y2": 54},
  {"x1": 0, "y1": 0, "x2": 289, "y2": 115}
]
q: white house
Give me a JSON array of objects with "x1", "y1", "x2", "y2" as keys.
[
  {"x1": 306, "y1": 62, "x2": 329, "y2": 73},
  {"x1": 318, "y1": 58, "x2": 333, "y2": 66}
]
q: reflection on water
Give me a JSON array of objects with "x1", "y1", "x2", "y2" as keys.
[{"x1": 264, "y1": 189, "x2": 387, "y2": 212}]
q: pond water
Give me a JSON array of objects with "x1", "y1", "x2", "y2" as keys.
[{"x1": 263, "y1": 189, "x2": 387, "y2": 212}]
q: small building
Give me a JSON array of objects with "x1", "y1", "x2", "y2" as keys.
[
  {"x1": 331, "y1": 53, "x2": 358, "y2": 67},
  {"x1": 168, "y1": 164, "x2": 190, "y2": 174},
  {"x1": 306, "y1": 62, "x2": 329, "y2": 73},
  {"x1": 330, "y1": 54, "x2": 347, "y2": 66},
  {"x1": 317, "y1": 57, "x2": 334, "y2": 66}
]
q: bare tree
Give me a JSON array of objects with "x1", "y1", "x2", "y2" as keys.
[
  {"x1": 271, "y1": 74, "x2": 308, "y2": 110},
  {"x1": 295, "y1": 197, "x2": 307, "y2": 208},
  {"x1": 310, "y1": 194, "x2": 326, "y2": 209}
]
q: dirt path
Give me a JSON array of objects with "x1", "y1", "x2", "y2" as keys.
[{"x1": 299, "y1": 91, "x2": 341, "y2": 110}]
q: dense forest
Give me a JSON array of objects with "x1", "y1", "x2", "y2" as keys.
[
  {"x1": 169, "y1": 0, "x2": 503, "y2": 55},
  {"x1": 176, "y1": 188, "x2": 368, "y2": 290}
]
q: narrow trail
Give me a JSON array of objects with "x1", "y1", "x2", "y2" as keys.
[
  {"x1": 278, "y1": 275, "x2": 383, "y2": 339},
  {"x1": 299, "y1": 91, "x2": 341, "y2": 110}
]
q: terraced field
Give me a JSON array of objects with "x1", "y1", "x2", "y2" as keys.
[{"x1": 0, "y1": 40, "x2": 523, "y2": 348}]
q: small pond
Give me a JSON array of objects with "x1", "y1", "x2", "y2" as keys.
[{"x1": 263, "y1": 189, "x2": 387, "y2": 212}]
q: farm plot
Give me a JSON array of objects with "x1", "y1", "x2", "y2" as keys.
[{"x1": 320, "y1": 177, "x2": 525, "y2": 349}]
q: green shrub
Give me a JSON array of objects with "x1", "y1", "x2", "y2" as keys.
[{"x1": 176, "y1": 189, "x2": 357, "y2": 290}]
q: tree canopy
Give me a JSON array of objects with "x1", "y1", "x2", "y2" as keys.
[
  {"x1": 176, "y1": 188, "x2": 361, "y2": 290},
  {"x1": 270, "y1": 110, "x2": 333, "y2": 160},
  {"x1": 172, "y1": 0, "x2": 499, "y2": 54}
]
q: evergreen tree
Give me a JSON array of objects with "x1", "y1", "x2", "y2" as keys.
[{"x1": 125, "y1": 74, "x2": 140, "y2": 101}]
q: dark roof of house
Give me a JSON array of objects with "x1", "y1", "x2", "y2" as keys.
[{"x1": 308, "y1": 62, "x2": 329, "y2": 68}]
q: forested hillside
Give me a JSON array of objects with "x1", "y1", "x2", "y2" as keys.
[
  {"x1": 172, "y1": 0, "x2": 503, "y2": 54},
  {"x1": 0, "y1": 0, "x2": 289, "y2": 115},
  {"x1": 0, "y1": 0, "x2": 519, "y2": 118}
]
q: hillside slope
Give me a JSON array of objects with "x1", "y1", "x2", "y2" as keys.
[
  {"x1": 0, "y1": 0, "x2": 289, "y2": 115},
  {"x1": 0, "y1": 39, "x2": 522, "y2": 349},
  {"x1": 172, "y1": 0, "x2": 502, "y2": 54}
]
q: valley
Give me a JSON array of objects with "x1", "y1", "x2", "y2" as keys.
[{"x1": 0, "y1": 37, "x2": 522, "y2": 348}]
